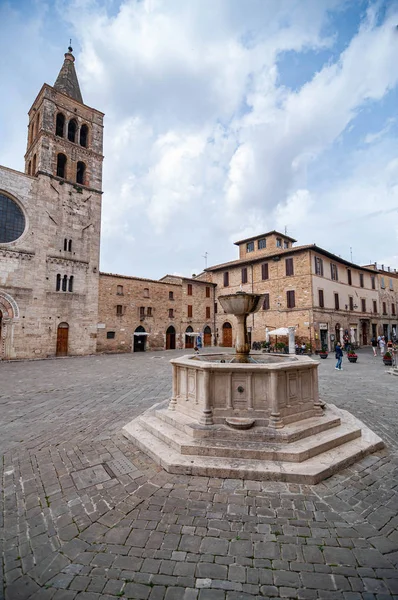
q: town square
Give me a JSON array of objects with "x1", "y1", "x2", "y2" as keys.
[{"x1": 1, "y1": 0, "x2": 398, "y2": 598}]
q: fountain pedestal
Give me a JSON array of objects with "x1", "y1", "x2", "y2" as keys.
[{"x1": 123, "y1": 292, "x2": 384, "y2": 483}]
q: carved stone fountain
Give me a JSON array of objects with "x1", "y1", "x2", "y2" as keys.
[{"x1": 123, "y1": 292, "x2": 384, "y2": 483}]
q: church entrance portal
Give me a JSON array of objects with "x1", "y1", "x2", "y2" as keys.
[
  {"x1": 56, "y1": 322, "x2": 69, "y2": 356},
  {"x1": 134, "y1": 326, "x2": 146, "y2": 352},
  {"x1": 166, "y1": 326, "x2": 176, "y2": 350}
]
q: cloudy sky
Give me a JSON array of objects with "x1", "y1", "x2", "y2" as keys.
[{"x1": 1, "y1": 0, "x2": 398, "y2": 279}]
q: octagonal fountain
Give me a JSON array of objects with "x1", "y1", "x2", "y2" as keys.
[{"x1": 123, "y1": 292, "x2": 384, "y2": 483}]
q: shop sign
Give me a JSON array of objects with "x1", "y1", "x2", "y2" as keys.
[{"x1": 319, "y1": 323, "x2": 328, "y2": 330}]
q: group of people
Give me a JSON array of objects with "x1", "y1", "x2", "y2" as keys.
[{"x1": 371, "y1": 335, "x2": 394, "y2": 357}]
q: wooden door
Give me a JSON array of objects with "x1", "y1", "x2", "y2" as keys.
[
  {"x1": 222, "y1": 323, "x2": 232, "y2": 347},
  {"x1": 185, "y1": 335, "x2": 194, "y2": 349},
  {"x1": 204, "y1": 332, "x2": 211, "y2": 346},
  {"x1": 362, "y1": 322, "x2": 368, "y2": 346},
  {"x1": 56, "y1": 323, "x2": 69, "y2": 356},
  {"x1": 166, "y1": 327, "x2": 176, "y2": 350}
]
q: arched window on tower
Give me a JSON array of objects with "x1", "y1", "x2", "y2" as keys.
[
  {"x1": 62, "y1": 275, "x2": 68, "y2": 292},
  {"x1": 35, "y1": 113, "x2": 40, "y2": 137},
  {"x1": 67, "y1": 119, "x2": 77, "y2": 143},
  {"x1": 57, "y1": 153, "x2": 67, "y2": 178},
  {"x1": 68, "y1": 276, "x2": 74, "y2": 292},
  {"x1": 80, "y1": 124, "x2": 88, "y2": 147},
  {"x1": 76, "y1": 161, "x2": 86, "y2": 185},
  {"x1": 68, "y1": 239, "x2": 72, "y2": 252},
  {"x1": 56, "y1": 113, "x2": 65, "y2": 137},
  {"x1": 32, "y1": 154, "x2": 37, "y2": 175},
  {"x1": 64, "y1": 238, "x2": 67, "y2": 251},
  {"x1": 28, "y1": 161, "x2": 32, "y2": 175},
  {"x1": 56, "y1": 274, "x2": 61, "y2": 291}
]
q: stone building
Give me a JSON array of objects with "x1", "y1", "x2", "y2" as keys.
[
  {"x1": 0, "y1": 47, "x2": 103, "y2": 359},
  {"x1": 205, "y1": 231, "x2": 386, "y2": 351},
  {"x1": 97, "y1": 273, "x2": 216, "y2": 353},
  {"x1": 362, "y1": 263, "x2": 398, "y2": 341}
]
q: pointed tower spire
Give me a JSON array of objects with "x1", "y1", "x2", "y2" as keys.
[{"x1": 54, "y1": 45, "x2": 83, "y2": 104}]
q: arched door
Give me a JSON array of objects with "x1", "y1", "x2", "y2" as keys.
[
  {"x1": 222, "y1": 322, "x2": 232, "y2": 347},
  {"x1": 185, "y1": 326, "x2": 194, "y2": 348},
  {"x1": 166, "y1": 325, "x2": 176, "y2": 350},
  {"x1": 56, "y1": 322, "x2": 69, "y2": 356},
  {"x1": 204, "y1": 326, "x2": 212, "y2": 347},
  {"x1": 134, "y1": 326, "x2": 146, "y2": 352}
]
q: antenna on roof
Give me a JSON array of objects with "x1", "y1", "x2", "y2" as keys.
[
  {"x1": 350, "y1": 247, "x2": 353, "y2": 262},
  {"x1": 203, "y1": 252, "x2": 208, "y2": 269}
]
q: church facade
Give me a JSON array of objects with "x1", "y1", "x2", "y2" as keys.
[{"x1": 0, "y1": 48, "x2": 103, "y2": 359}]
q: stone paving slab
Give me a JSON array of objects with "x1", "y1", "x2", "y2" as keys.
[{"x1": 1, "y1": 348, "x2": 398, "y2": 599}]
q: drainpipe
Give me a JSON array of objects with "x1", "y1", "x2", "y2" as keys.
[{"x1": 213, "y1": 282, "x2": 217, "y2": 347}]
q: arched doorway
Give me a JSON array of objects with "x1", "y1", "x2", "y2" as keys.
[
  {"x1": 166, "y1": 325, "x2": 176, "y2": 350},
  {"x1": 185, "y1": 326, "x2": 194, "y2": 349},
  {"x1": 204, "y1": 325, "x2": 212, "y2": 347},
  {"x1": 56, "y1": 322, "x2": 69, "y2": 356},
  {"x1": 222, "y1": 322, "x2": 232, "y2": 347},
  {"x1": 134, "y1": 326, "x2": 146, "y2": 352}
]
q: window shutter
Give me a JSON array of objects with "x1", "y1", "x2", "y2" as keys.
[{"x1": 261, "y1": 263, "x2": 269, "y2": 280}]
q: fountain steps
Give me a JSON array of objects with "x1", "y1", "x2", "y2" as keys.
[
  {"x1": 123, "y1": 404, "x2": 384, "y2": 484},
  {"x1": 156, "y1": 406, "x2": 342, "y2": 442}
]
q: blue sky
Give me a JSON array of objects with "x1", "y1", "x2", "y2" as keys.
[{"x1": 1, "y1": 0, "x2": 398, "y2": 278}]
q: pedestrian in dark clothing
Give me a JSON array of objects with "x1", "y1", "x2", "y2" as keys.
[{"x1": 335, "y1": 342, "x2": 343, "y2": 370}]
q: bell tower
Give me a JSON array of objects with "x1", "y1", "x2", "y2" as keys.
[{"x1": 24, "y1": 46, "x2": 104, "y2": 192}]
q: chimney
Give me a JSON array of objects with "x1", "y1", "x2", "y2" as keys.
[
  {"x1": 388, "y1": 266, "x2": 391, "y2": 272},
  {"x1": 381, "y1": 264, "x2": 384, "y2": 271}
]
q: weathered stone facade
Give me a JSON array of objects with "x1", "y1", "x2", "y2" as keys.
[
  {"x1": 0, "y1": 49, "x2": 103, "y2": 359},
  {"x1": 97, "y1": 273, "x2": 216, "y2": 353}
]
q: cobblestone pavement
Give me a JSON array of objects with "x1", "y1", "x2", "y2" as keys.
[{"x1": 1, "y1": 349, "x2": 397, "y2": 600}]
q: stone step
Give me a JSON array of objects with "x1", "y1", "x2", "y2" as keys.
[
  {"x1": 156, "y1": 405, "x2": 342, "y2": 443},
  {"x1": 138, "y1": 410, "x2": 361, "y2": 463},
  {"x1": 123, "y1": 405, "x2": 384, "y2": 485}
]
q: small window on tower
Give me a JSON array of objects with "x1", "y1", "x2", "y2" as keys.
[
  {"x1": 62, "y1": 274, "x2": 68, "y2": 292},
  {"x1": 68, "y1": 239, "x2": 72, "y2": 252},
  {"x1": 68, "y1": 275, "x2": 74, "y2": 293},
  {"x1": 56, "y1": 274, "x2": 61, "y2": 292},
  {"x1": 28, "y1": 161, "x2": 31, "y2": 176},
  {"x1": 57, "y1": 153, "x2": 67, "y2": 178},
  {"x1": 32, "y1": 154, "x2": 37, "y2": 175},
  {"x1": 76, "y1": 162, "x2": 86, "y2": 185},
  {"x1": 80, "y1": 124, "x2": 88, "y2": 147},
  {"x1": 68, "y1": 119, "x2": 77, "y2": 143},
  {"x1": 64, "y1": 238, "x2": 67, "y2": 251},
  {"x1": 56, "y1": 113, "x2": 65, "y2": 137}
]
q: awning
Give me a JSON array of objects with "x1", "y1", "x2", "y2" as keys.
[
  {"x1": 268, "y1": 327, "x2": 289, "y2": 336},
  {"x1": 185, "y1": 332, "x2": 201, "y2": 336},
  {"x1": 134, "y1": 332, "x2": 149, "y2": 336}
]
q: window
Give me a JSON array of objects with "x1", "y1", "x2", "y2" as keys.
[
  {"x1": 223, "y1": 272, "x2": 229, "y2": 287},
  {"x1": 383, "y1": 302, "x2": 387, "y2": 315},
  {"x1": 284, "y1": 241, "x2": 289, "y2": 249},
  {"x1": 381, "y1": 277, "x2": 385, "y2": 289},
  {"x1": 56, "y1": 153, "x2": 67, "y2": 178},
  {"x1": 392, "y1": 303, "x2": 396, "y2": 316},
  {"x1": 315, "y1": 257, "x2": 324, "y2": 276},
  {"x1": 80, "y1": 124, "x2": 88, "y2": 147},
  {"x1": 206, "y1": 286, "x2": 210, "y2": 298},
  {"x1": 206, "y1": 306, "x2": 211, "y2": 319},
  {"x1": 214, "y1": 302, "x2": 218, "y2": 313},
  {"x1": 389, "y1": 278, "x2": 394, "y2": 290},
  {"x1": 286, "y1": 290, "x2": 295, "y2": 308},
  {"x1": 68, "y1": 239, "x2": 72, "y2": 252},
  {"x1": 35, "y1": 113, "x2": 40, "y2": 137},
  {"x1": 107, "y1": 331, "x2": 115, "y2": 339},
  {"x1": 143, "y1": 288, "x2": 149, "y2": 298},
  {"x1": 76, "y1": 161, "x2": 86, "y2": 185},
  {"x1": 285, "y1": 257, "x2": 294, "y2": 276},
  {"x1": 117, "y1": 285, "x2": 123, "y2": 295},
  {"x1": 187, "y1": 284, "x2": 193, "y2": 295},
  {"x1": 261, "y1": 263, "x2": 269, "y2": 280},
  {"x1": 68, "y1": 275, "x2": 74, "y2": 292},
  {"x1": 371, "y1": 275, "x2": 376, "y2": 290},
  {"x1": 276, "y1": 238, "x2": 282, "y2": 248},
  {"x1": 360, "y1": 273, "x2": 364, "y2": 288},
  {"x1": 56, "y1": 274, "x2": 61, "y2": 291},
  {"x1": 361, "y1": 299, "x2": 366, "y2": 312},
  {"x1": 262, "y1": 294, "x2": 270, "y2": 310},
  {"x1": 373, "y1": 300, "x2": 377, "y2": 313},
  {"x1": 246, "y1": 241, "x2": 254, "y2": 253},
  {"x1": 169, "y1": 291, "x2": 174, "y2": 300},
  {"x1": 67, "y1": 119, "x2": 77, "y2": 143},
  {"x1": 0, "y1": 193, "x2": 26, "y2": 243},
  {"x1": 28, "y1": 161, "x2": 31, "y2": 175},
  {"x1": 32, "y1": 154, "x2": 37, "y2": 175},
  {"x1": 117, "y1": 305, "x2": 123, "y2": 316},
  {"x1": 334, "y1": 293, "x2": 339, "y2": 310},
  {"x1": 258, "y1": 238, "x2": 266, "y2": 250},
  {"x1": 169, "y1": 308, "x2": 174, "y2": 318},
  {"x1": 318, "y1": 289, "x2": 324, "y2": 308},
  {"x1": 56, "y1": 113, "x2": 65, "y2": 137},
  {"x1": 349, "y1": 296, "x2": 354, "y2": 311},
  {"x1": 147, "y1": 307, "x2": 152, "y2": 317},
  {"x1": 62, "y1": 275, "x2": 68, "y2": 292},
  {"x1": 347, "y1": 269, "x2": 352, "y2": 286},
  {"x1": 64, "y1": 238, "x2": 67, "y2": 251},
  {"x1": 188, "y1": 305, "x2": 193, "y2": 318},
  {"x1": 331, "y1": 263, "x2": 338, "y2": 281},
  {"x1": 241, "y1": 267, "x2": 248, "y2": 284},
  {"x1": 139, "y1": 306, "x2": 145, "y2": 317}
]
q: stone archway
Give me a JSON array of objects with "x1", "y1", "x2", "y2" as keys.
[{"x1": 0, "y1": 290, "x2": 19, "y2": 360}]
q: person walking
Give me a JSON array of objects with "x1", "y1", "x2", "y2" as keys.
[
  {"x1": 379, "y1": 336, "x2": 386, "y2": 357},
  {"x1": 335, "y1": 342, "x2": 343, "y2": 370},
  {"x1": 371, "y1": 336, "x2": 378, "y2": 357}
]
